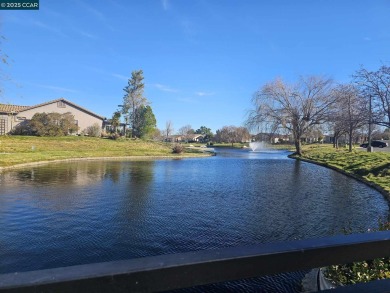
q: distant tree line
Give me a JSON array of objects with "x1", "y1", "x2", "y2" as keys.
[
  {"x1": 246, "y1": 64, "x2": 390, "y2": 155},
  {"x1": 213, "y1": 126, "x2": 250, "y2": 146}
]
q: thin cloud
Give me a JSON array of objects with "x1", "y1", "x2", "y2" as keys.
[
  {"x1": 111, "y1": 73, "x2": 129, "y2": 81},
  {"x1": 177, "y1": 97, "x2": 197, "y2": 104},
  {"x1": 77, "y1": 1, "x2": 115, "y2": 31},
  {"x1": 77, "y1": 30, "x2": 98, "y2": 40},
  {"x1": 28, "y1": 20, "x2": 66, "y2": 37},
  {"x1": 153, "y1": 83, "x2": 179, "y2": 93},
  {"x1": 32, "y1": 83, "x2": 79, "y2": 93},
  {"x1": 78, "y1": 1, "x2": 106, "y2": 22},
  {"x1": 196, "y1": 91, "x2": 214, "y2": 96}
]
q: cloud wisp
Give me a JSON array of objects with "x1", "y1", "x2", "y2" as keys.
[
  {"x1": 153, "y1": 83, "x2": 179, "y2": 93},
  {"x1": 31, "y1": 83, "x2": 79, "y2": 94},
  {"x1": 111, "y1": 73, "x2": 129, "y2": 81},
  {"x1": 196, "y1": 91, "x2": 214, "y2": 97}
]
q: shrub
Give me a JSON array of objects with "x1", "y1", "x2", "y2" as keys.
[
  {"x1": 29, "y1": 112, "x2": 79, "y2": 136},
  {"x1": 325, "y1": 220, "x2": 390, "y2": 285},
  {"x1": 84, "y1": 123, "x2": 102, "y2": 137},
  {"x1": 172, "y1": 143, "x2": 184, "y2": 154},
  {"x1": 109, "y1": 133, "x2": 120, "y2": 140},
  {"x1": 10, "y1": 121, "x2": 33, "y2": 135}
]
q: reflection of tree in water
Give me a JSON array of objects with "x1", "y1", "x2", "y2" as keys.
[
  {"x1": 7, "y1": 161, "x2": 125, "y2": 212},
  {"x1": 128, "y1": 161, "x2": 154, "y2": 187},
  {"x1": 103, "y1": 161, "x2": 122, "y2": 183},
  {"x1": 14, "y1": 164, "x2": 79, "y2": 185},
  {"x1": 12, "y1": 161, "x2": 124, "y2": 186},
  {"x1": 122, "y1": 161, "x2": 155, "y2": 221}
]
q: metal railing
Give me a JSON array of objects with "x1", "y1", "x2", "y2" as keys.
[{"x1": 1, "y1": 231, "x2": 390, "y2": 292}]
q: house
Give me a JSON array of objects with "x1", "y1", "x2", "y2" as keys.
[
  {"x1": 0, "y1": 98, "x2": 106, "y2": 135},
  {"x1": 165, "y1": 135, "x2": 183, "y2": 142},
  {"x1": 103, "y1": 119, "x2": 127, "y2": 135},
  {"x1": 252, "y1": 133, "x2": 291, "y2": 144},
  {"x1": 164, "y1": 134, "x2": 205, "y2": 143},
  {"x1": 187, "y1": 134, "x2": 204, "y2": 142}
]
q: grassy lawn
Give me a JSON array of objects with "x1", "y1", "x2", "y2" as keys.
[
  {"x1": 0, "y1": 136, "x2": 206, "y2": 168},
  {"x1": 294, "y1": 144, "x2": 390, "y2": 194}
]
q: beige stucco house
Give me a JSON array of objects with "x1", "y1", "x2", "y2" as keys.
[{"x1": 0, "y1": 98, "x2": 106, "y2": 135}]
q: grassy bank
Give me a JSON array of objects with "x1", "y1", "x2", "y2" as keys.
[
  {"x1": 292, "y1": 145, "x2": 390, "y2": 194},
  {"x1": 0, "y1": 136, "x2": 206, "y2": 168}
]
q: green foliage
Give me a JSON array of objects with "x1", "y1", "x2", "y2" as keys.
[
  {"x1": 196, "y1": 126, "x2": 213, "y2": 136},
  {"x1": 110, "y1": 111, "x2": 121, "y2": 133},
  {"x1": 136, "y1": 105, "x2": 157, "y2": 139},
  {"x1": 122, "y1": 70, "x2": 148, "y2": 138},
  {"x1": 196, "y1": 126, "x2": 213, "y2": 141},
  {"x1": 325, "y1": 221, "x2": 390, "y2": 285},
  {"x1": 10, "y1": 121, "x2": 33, "y2": 135},
  {"x1": 29, "y1": 112, "x2": 79, "y2": 136}
]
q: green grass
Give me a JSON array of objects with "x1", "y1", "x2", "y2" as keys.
[
  {"x1": 0, "y1": 136, "x2": 207, "y2": 168},
  {"x1": 293, "y1": 144, "x2": 390, "y2": 194}
]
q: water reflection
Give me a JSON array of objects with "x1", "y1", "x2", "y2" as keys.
[{"x1": 0, "y1": 150, "x2": 388, "y2": 292}]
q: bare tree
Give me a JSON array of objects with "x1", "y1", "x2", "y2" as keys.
[
  {"x1": 178, "y1": 124, "x2": 194, "y2": 142},
  {"x1": 214, "y1": 125, "x2": 250, "y2": 146},
  {"x1": 353, "y1": 65, "x2": 390, "y2": 128},
  {"x1": 330, "y1": 120, "x2": 346, "y2": 149},
  {"x1": 247, "y1": 76, "x2": 336, "y2": 156},
  {"x1": 333, "y1": 84, "x2": 367, "y2": 152},
  {"x1": 164, "y1": 120, "x2": 174, "y2": 139}
]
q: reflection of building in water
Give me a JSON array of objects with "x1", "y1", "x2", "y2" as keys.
[
  {"x1": 0, "y1": 160, "x2": 155, "y2": 212},
  {"x1": 0, "y1": 161, "x2": 124, "y2": 188},
  {"x1": 0, "y1": 161, "x2": 125, "y2": 212}
]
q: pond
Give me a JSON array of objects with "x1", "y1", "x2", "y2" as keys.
[{"x1": 0, "y1": 148, "x2": 388, "y2": 292}]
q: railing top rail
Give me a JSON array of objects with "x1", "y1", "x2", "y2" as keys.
[{"x1": 1, "y1": 231, "x2": 390, "y2": 292}]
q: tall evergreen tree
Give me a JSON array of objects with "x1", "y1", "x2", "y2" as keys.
[{"x1": 122, "y1": 70, "x2": 148, "y2": 137}]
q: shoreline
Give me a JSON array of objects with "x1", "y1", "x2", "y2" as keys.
[
  {"x1": 0, "y1": 153, "x2": 211, "y2": 172},
  {"x1": 289, "y1": 154, "x2": 390, "y2": 202}
]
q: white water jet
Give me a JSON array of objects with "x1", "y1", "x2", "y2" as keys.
[{"x1": 249, "y1": 141, "x2": 271, "y2": 152}]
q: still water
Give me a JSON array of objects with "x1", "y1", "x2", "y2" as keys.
[{"x1": 0, "y1": 149, "x2": 388, "y2": 291}]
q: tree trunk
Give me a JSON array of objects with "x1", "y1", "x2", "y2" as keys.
[
  {"x1": 294, "y1": 137, "x2": 302, "y2": 156},
  {"x1": 348, "y1": 128, "x2": 353, "y2": 152}
]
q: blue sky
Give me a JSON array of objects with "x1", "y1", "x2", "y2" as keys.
[{"x1": 1, "y1": 0, "x2": 389, "y2": 133}]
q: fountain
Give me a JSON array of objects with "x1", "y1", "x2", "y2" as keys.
[{"x1": 249, "y1": 141, "x2": 271, "y2": 152}]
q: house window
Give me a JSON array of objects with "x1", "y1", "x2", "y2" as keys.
[{"x1": 57, "y1": 101, "x2": 66, "y2": 108}]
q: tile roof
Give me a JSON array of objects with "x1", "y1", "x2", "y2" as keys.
[
  {"x1": 19, "y1": 98, "x2": 105, "y2": 120},
  {"x1": 0, "y1": 98, "x2": 105, "y2": 120},
  {"x1": 0, "y1": 104, "x2": 29, "y2": 113}
]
